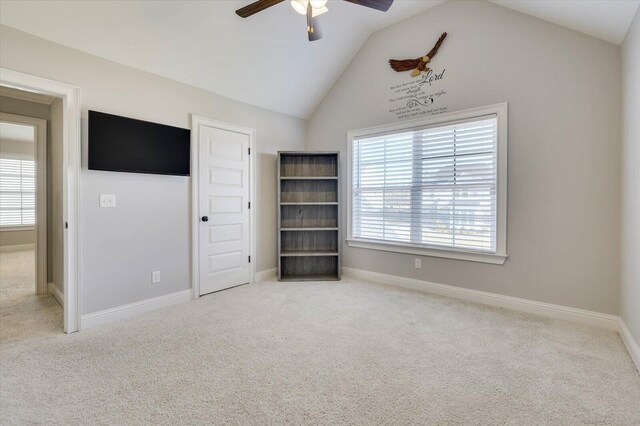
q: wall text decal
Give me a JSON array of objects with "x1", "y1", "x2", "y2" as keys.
[
  {"x1": 388, "y1": 32, "x2": 449, "y2": 119},
  {"x1": 389, "y1": 69, "x2": 447, "y2": 119}
]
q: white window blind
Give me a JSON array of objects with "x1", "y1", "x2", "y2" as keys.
[
  {"x1": 0, "y1": 158, "x2": 36, "y2": 227},
  {"x1": 352, "y1": 116, "x2": 498, "y2": 253}
]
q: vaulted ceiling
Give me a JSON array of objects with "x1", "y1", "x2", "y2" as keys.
[
  {"x1": 490, "y1": 0, "x2": 639, "y2": 45},
  {"x1": 0, "y1": 1, "x2": 637, "y2": 119}
]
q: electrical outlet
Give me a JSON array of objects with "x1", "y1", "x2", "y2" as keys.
[
  {"x1": 414, "y1": 258, "x2": 422, "y2": 269},
  {"x1": 100, "y1": 194, "x2": 116, "y2": 208},
  {"x1": 152, "y1": 271, "x2": 161, "y2": 284}
]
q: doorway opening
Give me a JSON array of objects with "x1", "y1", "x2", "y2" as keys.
[
  {"x1": 0, "y1": 89, "x2": 62, "y2": 341},
  {"x1": 0, "y1": 69, "x2": 81, "y2": 334}
]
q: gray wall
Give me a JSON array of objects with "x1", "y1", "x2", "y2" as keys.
[
  {"x1": 0, "y1": 229, "x2": 35, "y2": 247},
  {"x1": 306, "y1": 1, "x2": 621, "y2": 314},
  {"x1": 0, "y1": 24, "x2": 306, "y2": 314},
  {"x1": 621, "y1": 9, "x2": 640, "y2": 343},
  {"x1": 50, "y1": 98, "x2": 64, "y2": 295}
]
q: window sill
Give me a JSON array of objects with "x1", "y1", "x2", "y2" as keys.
[
  {"x1": 0, "y1": 226, "x2": 35, "y2": 232},
  {"x1": 346, "y1": 239, "x2": 507, "y2": 265}
]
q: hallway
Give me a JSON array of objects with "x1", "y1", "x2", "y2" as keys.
[{"x1": 0, "y1": 249, "x2": 62, "y2": 344}]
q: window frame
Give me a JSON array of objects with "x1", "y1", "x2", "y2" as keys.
[{"x1": 346, "y1": 102, "x2": 508, "y2": 265}]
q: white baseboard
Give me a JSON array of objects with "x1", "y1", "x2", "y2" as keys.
[
  {"x1": 48, "y1": 282, "x2": 63, "y2": 308},
  {"x1": 255, "y1": 267, "x2": 277, "y2": 282},
  {"x1": 342, "y1": 267, "x2": 619, "y2": 331},
  {"x1": 81, "y1": 289, "x2": 192, "y2": 330},
  {"x1": 619, "y1": 319, "x2": 640, "y2": 373},
  {"x1": 0, "y1": 243, "x2": 35, "y2": 252},
  {"x1": 82, "y1": 267, "x2": 276, "y2": 330}
]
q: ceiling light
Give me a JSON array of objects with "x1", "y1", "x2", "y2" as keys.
[{"x1": 290, "y1": 0, "x2": 328, "y2": 17}]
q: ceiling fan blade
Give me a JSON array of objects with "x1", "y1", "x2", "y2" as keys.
[
  {"x1": 307, "y1": 2, "x2": 323, "y2": 41},
  {"x1": 342, "y1": 0, "x2": 394, "y2": 12},
  {"x1": 235, "y1": 0, "x2": 285, "y2": 18}
]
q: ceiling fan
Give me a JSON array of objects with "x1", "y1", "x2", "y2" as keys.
[{"x1": 235, "y1": 0, "x2": 394, "y2": 41}]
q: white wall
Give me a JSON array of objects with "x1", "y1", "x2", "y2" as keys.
[
  {"x1": 621, "y1": 8, "x2": 640, "y2": 343},
  {"x1": 0, "y1": 24, "x2": 306, "y2": 314},
  {"x1": 306, "y1": 1, "x2": 621, "y2": 314}
]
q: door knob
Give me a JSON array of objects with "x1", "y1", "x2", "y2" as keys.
[{"x1": 201, "y1": 216, "x2": 209, "y2": 222}]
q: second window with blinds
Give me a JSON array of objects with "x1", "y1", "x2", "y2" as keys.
[
  {"x1": 347, "y1": 103, "x2": 508, "y2": 264},
  {"x1": 0, "y1": 158, "x2": 36, "y2": 228}
]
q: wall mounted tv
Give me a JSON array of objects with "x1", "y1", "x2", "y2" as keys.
[{"x1": 89, "y1": 110, "x2": 190, "y2": 176}]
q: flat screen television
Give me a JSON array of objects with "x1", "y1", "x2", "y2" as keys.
[{"x1": 88, "y1": 110, "x2": 190, "y2": 176}]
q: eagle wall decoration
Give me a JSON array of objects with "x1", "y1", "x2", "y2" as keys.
[{"x1": 389, "y1": 32, "x2": 448, "y2": 77}]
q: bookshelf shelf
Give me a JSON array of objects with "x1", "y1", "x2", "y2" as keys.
[
  {"x1": 280, "y1": 202, "x2": 338, "y2": 206},
  {"x1": 280, "y1": 176, "x2": 338, "y2": 180}
]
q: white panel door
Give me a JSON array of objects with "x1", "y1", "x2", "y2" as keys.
[{"x1": 199, "y1": 125, "x2": 250, "y2": 295}]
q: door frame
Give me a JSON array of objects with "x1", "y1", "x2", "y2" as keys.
[
  {"x1": 190, "y1": 115, "x2": 256, "y2": 299},
  {"x1": 0, "y1": 112, "x2": 47, "y2": 295},
  {"x1": 0, "y1": 68, "x2": 82, "y2": 333}
]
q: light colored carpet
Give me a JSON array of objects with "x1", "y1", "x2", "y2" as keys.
[
  {"x1": 1, "y1": 278, "x2": 639, "y2": 425},
  {"x1": 0, "y1": 250, "x2": 63, "y2": 344}
]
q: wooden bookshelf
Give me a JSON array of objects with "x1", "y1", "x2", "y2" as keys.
[{"x1": 278, "y1": 152, "x2": 340, "y2": 281}]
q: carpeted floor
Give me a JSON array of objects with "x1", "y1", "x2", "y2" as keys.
[
  {"x1": 0, "y1": 250, "x2": 63, "y2": 344},
  {"x1": 1, "y1": 277, "x2": 639, "y2": 424}
]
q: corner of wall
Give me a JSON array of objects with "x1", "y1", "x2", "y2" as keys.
[{"x1": 619, "y1": 5, "x2": 640, "y2": 348}]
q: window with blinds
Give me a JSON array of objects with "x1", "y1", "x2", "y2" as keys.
[
  {"x1": 0, "y1": 158, "x2": 36, "y2": 227},
  {"x1": 352, "y1": 116, "x2": 498, "y2": 253}
]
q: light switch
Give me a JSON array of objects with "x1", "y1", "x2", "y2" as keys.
[{"x1": 100, "y1": 194, "x2": 116, "y2": 208}]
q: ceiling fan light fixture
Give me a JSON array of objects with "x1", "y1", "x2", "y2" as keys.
[
  {"x1": 290, "y1": 0, "x2": 328, "y2": 16},
  {"x1": 312, "y1": 5, "x2": 328, "y2": 16},
  {"x1": 290, "y1": 0, "x2": 306, "y2": 15},
  {"x1": 310, "y1": 0, "x2": 328, "y2": 8}
]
